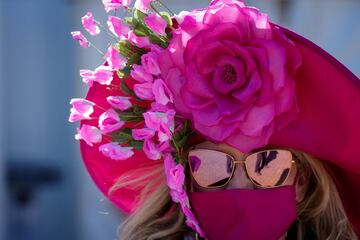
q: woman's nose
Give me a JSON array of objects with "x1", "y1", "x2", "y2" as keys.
[{"x1": 226, "y1": 164, "x2": 254, "y2": 189}]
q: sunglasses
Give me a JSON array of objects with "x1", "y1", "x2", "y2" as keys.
[{"x1": 187, "y1": 148, "x2": 298, "y2": 189}]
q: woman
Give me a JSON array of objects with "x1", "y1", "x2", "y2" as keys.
[
  {"x1": 70, "y1": 0, "x2": 360, "y2": 239},
  {"x1": 115, "y1": 141, "x2": 358, "y2": 239}
]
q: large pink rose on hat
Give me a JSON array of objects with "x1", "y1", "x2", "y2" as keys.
[{"x1": 160, "y1": 0, "x2": 302, "y2": 152}]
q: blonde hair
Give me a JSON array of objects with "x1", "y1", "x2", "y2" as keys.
[{"x1": 112, "y1": 149, "x2": 358, "y2": 240}]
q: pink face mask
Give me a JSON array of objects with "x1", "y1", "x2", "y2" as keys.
[{"x1": 189, "y1": 186, "x2": 297, "y2": 240}]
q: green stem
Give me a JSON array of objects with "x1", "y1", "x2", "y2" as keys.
[
  {"x1": 88, "y1": 42, "x2": 104, "y2": 55},
  {"x1": 157, "y1": 0, "x2": 175, "y2": 15}
]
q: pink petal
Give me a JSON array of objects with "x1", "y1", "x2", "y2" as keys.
[
  {"x1": 144, "y1": 13, "x2": 167, "y2": 35},
  {"x1": 152, "y1": 78, "x2": 173, "y2": 105},
  {"x1": 127, "y1": 30, "x2": 152, "y2": 48},
  {"x1": 98, "y1": 109, "x2": 124, "y2": 134},
  {"x1": 70, "y1": 31, "x2": 89, "y2": 48},
  {"x1": 105, "y1": 46, "x2": 126, "y2": 70},
  {"x1": 99, "y1": 142, "x2": 134, "y2": 160},
  {"x1": 130, "y1": 64, "x2": 153, "y2": 83},
  {"x1": 81, "y1": 12, "x2": 100, "y2": 36},
  {"x1": 238, "y1": 101, "x2": 275, "y2": 137},
  {"x1": 94, "y1": 65, "x2": 114, "y2": 85},
  {"x1": 141, "y1": 51, "x2": 161, "y2": 75},
  {"x1": 102, "y1": 0, "x2": 132, "y2": 12},
  {"x1": 107, "y1": 16, "x2": 130, "y2": 38},
  {"x1": 143, "y1": 139, "x2": 161, "y2": 160},
  {"x1": 80, "y1": 69, "x2": 95, "y2": 87},
  {"x1": 75, "y1": 124, "x2": 102, "y2": 146},
  {"x1": 106, "y1": 96, "x2": 132, "y2": 110},
  {"x1": 69, "y1": 98, "x2": 95, "y2": 122},
  {"x1": 132, "y1": 128, "x2": 155, "y2": 140},
  {"x1": 133, "y1": 82, "x2": 154, "y2": 100},
  {"x1": 134, "y1": 0, "x2": 153, "y2": 12}
]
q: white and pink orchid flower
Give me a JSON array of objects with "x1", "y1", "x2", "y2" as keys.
[
  {"x1": 75, "y1": 124, "x2": 102, "y2": 146},
  {"x1": 81, "y1": 12, "x2": 100, "y2": 36},
  {"x1": 99, "y1": 142, "x2": 134, "y2": 160},
  {"x1": 71, "y1": 31, "x2": 89, "y2": 48},
  {"x1": 106, "y1": 96, "x2": 132, "y2": 111},
  {"x1": 69, "y1": 98, "x2": 95, "y2": 122},
  {"x1": 107, "y1": 16, "x2": 130, "y2": 38},
  {"x1": 99, "y1": 108, "x2": 124, "y2": 134}
]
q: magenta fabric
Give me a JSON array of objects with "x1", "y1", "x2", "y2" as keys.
[
  {"x1": 189, "y1": 186, "x2": 297, "y2": 240},
  {"x1": 268, "y1": 25, "x2": 360, "y2": 234},
  {"x1": 79, "y1": 23, "x2": 360, "y2": 235}
]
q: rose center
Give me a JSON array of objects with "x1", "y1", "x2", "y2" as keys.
[{"x1": 223, "y1": 64, "x2": 237, "y2": 84}]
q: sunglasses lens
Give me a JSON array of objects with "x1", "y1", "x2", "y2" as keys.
[
  {"x1": 245, "y1": 149, "x2": 293, "y2": 187},
  {"x1": 188, "y1": 149, "x2": 234, "y2": 188}
]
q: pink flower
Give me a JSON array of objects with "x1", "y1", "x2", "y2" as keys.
[
  {"x1": 106, "y1": 96, "x2": 132, "y2": 110},
  {"x1": 80, "y1": 69, "x2": 95, "y2": 87},
  {"x1": 165, "y1": 158, "x2": 185, "y2": 191},
  {"x1": 75, "y1": 124, "x2": 102, "y2": 146},
  {"x1": 71, "y1": 31, "x2": 89, "y2": 48},
  {"x1": 105, "y1": 46, "x2": 126, "y2": 70},
  {"x1": 107, "y1": 16, "x2": 130, "y2": 38},
  {"x1": 99, "y1": 142, "x2": 134, "y2": 160},
  {"x1": 69, "y1": 98, "x2": 95, "y2": 122},
  {"x1": 81, "y1": 12, "x2": 100, "y2": 36},
  {"x1": 134, "y1": 82, "x2": 154, "y2": 100},
  {"x1": 134, "y1": 0, "x2": 154, "y2": 12},
  {"x1": 143, "y1": 139, "x2": 161, "y2": 160},
  {"x1": 99, "y1": 109, "x2": 124, "y2": 133},
  {"x1": 152, "y1": 78, "x2": 173, "y2": 105},
  {"x1": 130, "y1": 64, "x2": 153, "y2": 83},
  {"x1": 182, "y1": 205, "x2": 206, "y2": 238},
  {"x1": 94, "y1": 65, "x2": 113, "y2": 85},
  {"x1": 127, "y1": 30, "x2": 152, "y2": 48},
  {"x1": 102, "y1": 0, "x2": 132, "y2": 12},
  {"x1": 160, "y1": 0, "x2": 301, "y2": 153},
  {"x1": 170, "y1": 189, "x2": 188, "y2": 205},
  {"x1": 143, "y1": 110, "x2": 175, "y2": 142},
  {"x1": 158, "y1": 140, "x2": 172, "y2": 154},
  {"x1": 132, "y1": 128, "x2": 155, "y2": 140},
  {"x1": 144, "y1": 13, "x2": 167, "y2": 35},
  {"x1": 141, "y1": 51, "x2": 161, "y2": 75},
  {"x1": 163, "y1": 155, "x2": 205, "y2": 237}
]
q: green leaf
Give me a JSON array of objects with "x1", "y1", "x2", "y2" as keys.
[
  {"x1": 131, "y1": 140, "x2": 144, "y2": 150},
  {"x1": 134, "y1": 9, "x2": 147, "y2": 22},
  {"x1": 118, "y1": 111, "x2": 144, "y2": 122},
  {"x1": 124, "y1": 17, "x2": 133, "y2": 26},
  {"x1": 116, "y1": 40, "x2": 133, "y2": 58},
  {"x1": 117, "y1": 70, "x2": 125, "y2": 79},
  {"x1": 120, "y1": 77, "x2": 135, "y2": 96},
  {"x1": 133, "y1": 27, "x2": 148, "y2": 37},
  {"x1": 160, "y1": 11, "x2": 173, "y2": 27},
  {"x1": 127, "y1": 52, "x2": 141, "y2": 65},
  {"x1": 133, "y1": 105, "x2": 146, "y2": 115},
  {"x1": 148, "y1": 34, "x2": 168, "y2": 48},
  {"x1": 111, "y1": 129, "x2": 132, "y2": 143},
  {"x1": 174, "y1": 154, "x2": 181, "y2": 164}
]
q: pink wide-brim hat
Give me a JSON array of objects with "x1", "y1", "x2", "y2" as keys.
[{"x1": 80, "y1": 24, "x2": 360, "y2": 234}]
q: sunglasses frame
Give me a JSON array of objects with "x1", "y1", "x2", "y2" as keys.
[{"x1": 187, "y1": 147, "x2": 299, "y2": 189}]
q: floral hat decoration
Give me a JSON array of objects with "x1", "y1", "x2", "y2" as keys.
[{"x1": 69, "y1": 0, "x2": 360, "y2": 236}]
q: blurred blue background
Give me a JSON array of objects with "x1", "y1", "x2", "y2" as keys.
[{"x1": 0, "y1": 0, "x2": 359, "y2": 240}]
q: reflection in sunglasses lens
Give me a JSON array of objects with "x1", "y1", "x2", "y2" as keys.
[
  {"x1": 246, "y1": 150, "x2": 293, "y2": 187},
  {"x1": 188, "y1": 149, "x2": 233, "y2": 188}
]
